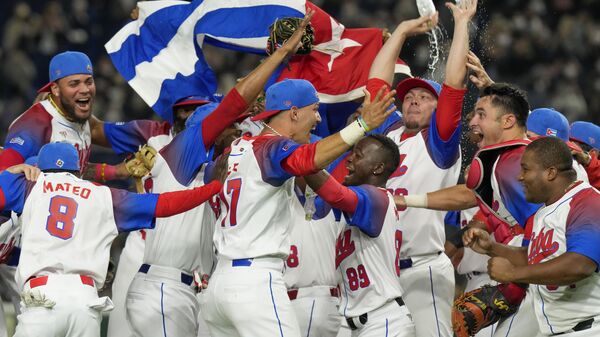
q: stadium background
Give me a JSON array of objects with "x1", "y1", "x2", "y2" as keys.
[{"x1": 0, "y1": 0, "x2": 599, "y2": 335}]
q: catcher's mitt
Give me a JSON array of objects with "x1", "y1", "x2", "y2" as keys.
[
  {"x1": 266, "y1": 17, "x2": 314, "y2": 55},
  {"x1": 125, "y1": 145, "x2": 157, "y2": 178},
  {"x1": 452, "y1": 284, "x2": 520, "y2": 337}
]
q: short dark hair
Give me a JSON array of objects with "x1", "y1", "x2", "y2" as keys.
[
  {"x1": 526, "y1": 137, "x2": 574, "y2": 176},
  {"x1": 42, "y1": 169, "x2": 79, "y2": 174},
  {"x1": 480, "y1": 83, "x2": 530, "y2": 127},
  {"x1": 366, "y1": 134, "x2": 400, "y2": 177}
]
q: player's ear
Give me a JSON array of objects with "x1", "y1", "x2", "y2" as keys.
[
  {"x1": 290, "y1": 107, "x2": 300, "y2": 122},
  {"x1": 502, "y1": 113, "x2": 516, "y2": 130},
  {"x1": 372, "y1": 162, "x2": 385, "y2": 175},
  {"x1": 51, "y1": 82, "x2": 60, "y2": 97}
]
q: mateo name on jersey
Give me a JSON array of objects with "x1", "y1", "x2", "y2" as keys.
[{"x1": 43, "y1": 181, "x2": 92, "y2": 199}]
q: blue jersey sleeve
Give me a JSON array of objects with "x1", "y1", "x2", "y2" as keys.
[
  {"x1": 424, "y1": 112, "x2": 461, "y2": 169},
  {"x1": 4, "y1": 105, "x2": 52, "y2": 159},
  {"x1": 566, "y1": 189, "x2": 600, "y2": 269},
  {"x1": 0, "y1": 172, "x2": 34, "y2": 214},
  {"x1": 345, "y1": 185, "x2": 390, "y2": 237},
  {"x1": 370, "y1": 110, "x2": 402, "y2": 135},
  {"x1": 445, "y1": 211, "x2": 461, "y2": 228},
  {"x1": 109, "y1": 188, "x2": 159, "y2": 232},
  {"x1": 253, "y1": 137, "x2": 301, "y2": 186},
  {"x1": 159, "y1": 123, "x2": 212, "y2": 186},
  {"x1": 104, "y1": 120, "x2": 171, "y2": 155},
  {"x1": 496, "y1": 149, "x2": 543, "y2": 228}
]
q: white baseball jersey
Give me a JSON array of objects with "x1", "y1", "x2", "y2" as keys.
[
  {"x1": 334, "y1": 186, "x2": 404, "y2": 317},
  {"x1": 142, "y1": 125, "x2": 216, "y2": 275},
  {"x1": 214, "y1": 135, "x2": 307, "y2": 260},
  {"x1": 385, "y1": 125, "x2": 461, "y2": 257},
  {"x1": 0, "y1": 171, "x2": 159, "y2": 289},
  {"x1": 284, "y1": 189, "x2": 339, "y2": 289},
  {"x1": 573, "y1": 159, "x2": 589, "y2": 183},
  {"x1": 526, "y1": 181, "x2": 600, "y2": 335},
  {"x1": 4, "y1": 99, "x2": 91, "y2": 172}
]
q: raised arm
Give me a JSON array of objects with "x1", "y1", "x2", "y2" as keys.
[
  {"x1": 368, "y1": 14, "x2": 438, "y2": 85},
  {"x1": 199, "y1": 10, "x2": 315, "y2": 150},
  {"x1": 444, "y1": 0, "x2": 478, "y2": 88}
]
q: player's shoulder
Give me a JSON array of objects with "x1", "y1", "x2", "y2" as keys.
[
  {"x1": 250, "y1": 134, "x2": 298, "y2": 151},
  {"x1": 9, "y1": 102, "x2": 52, "y2": 130}
]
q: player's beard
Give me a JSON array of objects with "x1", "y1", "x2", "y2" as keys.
[
  {"x1": 404, "y1": 119, "x2": 419, "y2": 130},
  {"x1": 60, "y1": 95, "x2": 91, "y2": 124}
]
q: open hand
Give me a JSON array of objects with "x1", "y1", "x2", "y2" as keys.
[
  {"x1": 7, "y1": 164, "x2": 41, "y2": 181},
  {"x1": 446, "y1": 0, "x2": 478, "y2": 22},
  {"x1": 467, "y1": 51, "x2": 494, "y2": 89},
  {"x1": 360, "y1": 88, "x2": 397, "y2": 130}
]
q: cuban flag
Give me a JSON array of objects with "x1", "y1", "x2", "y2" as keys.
[
  {"x1": 105, "y1": 0, "x2": 305, "y2": 122},
  {"x1": 105, "y1": 0, "x2": 411, "y2": 130}
]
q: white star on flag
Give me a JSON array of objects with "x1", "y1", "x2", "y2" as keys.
[{"x1": 313, "y1": 17, "x2": 362, "y2": 72}]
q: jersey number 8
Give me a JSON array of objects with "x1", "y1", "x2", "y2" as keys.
[{"x1": 46, "y1": 196, "x2": 78, "y2": 240}]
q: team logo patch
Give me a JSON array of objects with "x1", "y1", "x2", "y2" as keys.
[
  {"x1": 282, "y1": 144, "x2": 291, "y2": 151},
  {"x1": 59, "y1": 131, "x2": 68, "y2": 138},
  {"x1": 9, "y1": 137, "x2": 24, "y2": 146},
  {"x1": 545, "y1": 128, "x2": 557, "y2": 137},
  {"x1": 589, "y1": 137, "x2": 596, "y2": 145},
  {"x1": 86, "y1": 64, "x2": 92, "y2": 72},
  {"x1": 284, "y1": 100, "x2": 292, "y2": 107},
  {"x1": 56, "y1": 159, "x2": 64, "y2": 168},
  {"x1": 55, "y1": 69, "x2": 62, "y2": 77}
]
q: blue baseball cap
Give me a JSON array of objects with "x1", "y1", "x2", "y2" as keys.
[
  {"x1": 185, "y1": 102, "x2": 249, "y2": 129},
  {"x1": 38, "y1": 51, "x2": 94, "y2": 93},
  {"x1": 395, "y1": 78, "x2": 441, "y2": 101},
  {"x1": 38, "y1": 143, "x2": 80, "y2": 172},
  {"x1": 570, "y1": 121, "x2": 600, "y2": 150},
  {"x1": 172, "y1": 95, "x2": 212, "y2": 110},
  {"x1": 526, "y1": 108, "x2": 569, "y2": 141},
  {"x1": 251, "y1": 79, "x2": 319, "y2": 121},
  {"x1": 24, "y1": 156, "x2": 38, "y2": 166}
]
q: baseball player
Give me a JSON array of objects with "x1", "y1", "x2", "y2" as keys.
[
  {"x1": 465, "y1": 136, "x2": 600, "y2": 336},
  {"x1": 0, "y1": 212, "x2": 20, "y2": 337},
  {"x1": 97, "y1": 95, "x2": 214, "y2": 337},
  {"x1": 400, "y1": 83, "x2": 545, "y2": 337},
  {"x1": 353, "y1": 1, "x2": 476, "y2": 335},
  {"x1": 200, "y1": 12, "x2": 396, "y2": 335},
  {"x1": 0, "y1": 142, "x2": 224, "y2": 337},
  {"x1": 525, "y1": 107, "x2": 589, "y2": 182},
  {"x1": 304, "y1": 134, "x2": 414, "y2": 336},
  {"x1": 569, "y1": 121, "x2": 600, "y2": 189},
  {"x1": 0, "y1": 51, "x2": 95, "y2": 173},
  {"x1": 284, "y1": 180, "x2": 342, "y2": 336}
]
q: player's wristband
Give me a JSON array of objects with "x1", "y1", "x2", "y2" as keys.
[
  {"x1": 339, "y1": 120, "x2": 366, "y2": 145},
  {"x1": 404, "y1": 194, "x2": 428, "y2": 208},
  {"x1": 356, "y1": 116, "x2": 370, "y2": 132},
  {"x1": 95, "y1": 163, "x2": 118, "y2": 182}
]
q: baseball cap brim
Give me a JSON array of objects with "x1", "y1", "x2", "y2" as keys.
[
  {"x1": 37, "y1": 82, "x2": 53, "y2": 93},
  {"x1": 251, "y1": 109, "x2": 282, "y2": 122},
  {"x1": 395, "y1": 78, "x2": 439, "y2": 101},
  {"x1": 172, "y1": 98, "x2": 211, "y2": 109}
]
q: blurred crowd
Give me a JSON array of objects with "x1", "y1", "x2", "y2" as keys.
[{"x1": 1, "y1": 0, "x2": 599, "y2": 144}]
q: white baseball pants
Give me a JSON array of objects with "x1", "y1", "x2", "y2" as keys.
[
  {"x1": 126, "y1": 264, "x2": 200, "y2": 337},
  {"x1": 13, "y1": 274, "x2": 112, "y2": 337},
  {"x1": 200, "y1": 257, "x2": 301, "y2": 337},
  {"x1": 399, "y1": 252, "x2": 455, "y2": 337},
  {"x1": 289, "y1": 286, "x2": 342, "y2": 337}
]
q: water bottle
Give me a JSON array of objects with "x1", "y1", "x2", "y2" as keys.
[
  {"x1": 304, "y1": 186, "x2": 316, "y2": 221},
  {"x1": 416, "y1": 0, "x2": 436, "y2": 17}
]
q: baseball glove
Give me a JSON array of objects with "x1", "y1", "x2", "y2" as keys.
[
  {"x1": 452, "y1": 284, "x2": 520, "y2": 337},
  {"x1": 125, "y1": 145, "x2": 157, "y2": 178},
  {"x1": 266, "y1": 17, "x2": 314, "y2": 55}
]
